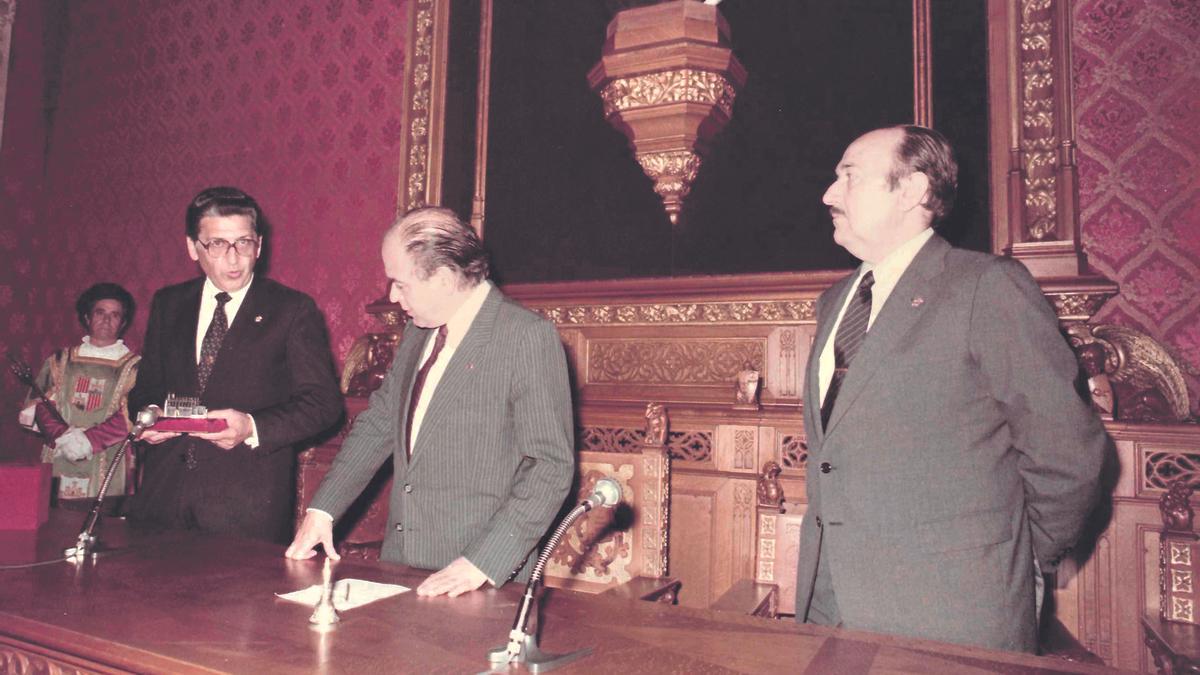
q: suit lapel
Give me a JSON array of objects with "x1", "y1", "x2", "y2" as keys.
[
  {"x1": 395, "y1": 323, "x2": 431, "y2": 463},
  {"x1": 200, "y1": 278, "x2": 265, "y2": 398},
  {"x1": 408, "y1": 286, "x2": 501, "y2": 468},
  {"x1": 172, "y1": 280, "x2": 204, "y2": 397},
  {"x1": 824, "y1": 235, "x2": 949, "y2": 436},
  {"x1": 807, "y1": 274, "x2": 855, "y2": 445}
]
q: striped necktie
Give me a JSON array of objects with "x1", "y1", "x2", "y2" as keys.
[{"x1": 821, "y1": 271, "x2": 874, "y2": 430}]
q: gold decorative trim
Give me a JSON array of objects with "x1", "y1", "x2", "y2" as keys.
[
  {"x1": 1019, "y1": 0, "x2": 1058, "y2": 241},
  {"x1": 636, "y1": 150, "x2": 701, "y2": 211},
  {"x1": 644, "y1": 450, "x2": 671, "y2": 577},
  {"x1": 588, "y1": 339, "x2": 764, "y2": 385},
  {"x1": 757, "y1": 512, "x2": 778, "y2": 582},
  {"x1": 1046, "y1": 292, "x2": 1113, "y2": 322},
  {"x1": 533, "y1": 300, "x2": 814, "y2": 326},
  {"x1": 598, "y1": 69, "x2": 738, "y2": 118},
  {"x1": 397, "y1": 0, "x2": 448, "y2": 212}
]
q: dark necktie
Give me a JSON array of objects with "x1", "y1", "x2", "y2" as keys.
[
  {"x1": 406, "y1": 325, "x2": 448, "y2": 459},
  {"x1": 821, "y1": 271, "x2": 874, "y2": 430},
  {"x1": 197, "y1": 292, "x2": 232, "y2": 393},
  {"x1": 187, "y1": 291, "x2": 230, "y2": 470}
]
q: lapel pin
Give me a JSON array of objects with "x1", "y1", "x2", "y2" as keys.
[
  {"x1": 911, "y1": 297, "x2": 925, "y2": 308},
  {"x1": 467, "y1": 363, "x2": 475, "y2": 370},
  {"x1": 254, "y1": 315, "x2": 263, "y2": 323}
]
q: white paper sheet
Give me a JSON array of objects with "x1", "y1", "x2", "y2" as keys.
[{"x1": 276, "y1": 578, "x2": 410, "y2": 611}]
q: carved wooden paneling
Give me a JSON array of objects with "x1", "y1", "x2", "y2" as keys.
[
  {"x1": 507, "y1": 273, "x2": 830, "y2": 409},
  {"x1": 587, "y1": 338, "x2": 764, "y2": 386},
  {"x1": 667, "y1": 472, "x2": 757, "y2": 609},
  {"x1": 1053, "y1": 424, "x2": 1200, "y2": 672},
  {"x1": 578, "y1": 426, "x2": 713, "y2": 463},
  {"x1": 0, "y1": 637, "x2": 113, "y2": 675}
]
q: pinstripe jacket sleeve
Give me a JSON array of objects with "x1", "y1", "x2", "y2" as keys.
[{"x1": 310, "y1": 287, "x2": 575, "y2": 585}]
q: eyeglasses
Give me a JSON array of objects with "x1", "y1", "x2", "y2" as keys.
[{"x1": 196, "y1": 237, "x2": 259, "y2": 258}]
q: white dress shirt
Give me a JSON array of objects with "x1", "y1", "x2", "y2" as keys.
[
  {"x1": 818, "y1": 227, "x2": 935, "y2": 406},
  {"x1": 307, "y1": 280, "x2": 493, "y2": 525},
  {"x1": 195, "y1": 276, "x2": 253, "y2": 361},
  {"x1": 409, "y1": 280, "x2": 493, "y2": 450},
  {"x1": 195, "y1": 276, "x2": 259, "y2": 447}
]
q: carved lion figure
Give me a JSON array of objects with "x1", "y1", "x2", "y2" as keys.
[
  {"x1": 757, "y1": 460, "x2": 784, "y2": 508},
  {"x1": 644, "y1": 402, "x2": 668, "y2": 447},
  {"x1": 1161, "y1": 480, "x2": 1195, "y2": 533}
]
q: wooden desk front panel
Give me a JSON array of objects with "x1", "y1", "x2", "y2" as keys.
[{"x1": 0, "y1": 514, "x2": 1112, "y2": 674}]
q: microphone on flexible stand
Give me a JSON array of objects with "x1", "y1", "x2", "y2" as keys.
[
  {"x1": 65, "y1": 405, "x2": 160, "y2": 563},
  {"x1": 486, "y1": 477, "x2": 622, "y2": 673}
]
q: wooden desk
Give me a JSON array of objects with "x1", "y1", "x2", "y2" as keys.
[{"x1": 0, "y1": 512, "x2": 1115, "y2": 674}]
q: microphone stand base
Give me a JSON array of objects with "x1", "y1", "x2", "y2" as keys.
[
  {"x1": 486, "y1": 634, "x2": 591, "y2": 674},
  {"x1": 64, "y1": 533, "x2": 96, "y2": 563}
]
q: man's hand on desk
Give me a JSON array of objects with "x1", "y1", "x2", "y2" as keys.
[
  {"x1": 417, "y1": 557, "x2": 488, "y2": 597},
  {"x1": 192, "y1": 409, "x2": 253, "y2": 449},
  {"x1": 285, "y1": 511, "x2": 341, "y2": 561}
]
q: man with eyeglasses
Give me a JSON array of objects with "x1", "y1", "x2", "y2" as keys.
[{"x1": 124, "y1": 186, "x2": 343, "y2": 544}]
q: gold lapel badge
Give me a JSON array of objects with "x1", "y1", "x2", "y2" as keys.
[{"x1": 254, "y1": 315, "x2": 263, "y2": 323}]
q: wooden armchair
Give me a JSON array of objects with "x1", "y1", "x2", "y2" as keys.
[
  {"x1": 712, "y1": 460, "x2": 805, "y2": 617},
  {"x1": 542, "y1": 402, "x2": 680, "y2": 604}
]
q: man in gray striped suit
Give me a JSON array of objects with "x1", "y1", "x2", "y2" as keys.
[{"x1": 286, "y1": 207, "x2": 575, "y2": 598}]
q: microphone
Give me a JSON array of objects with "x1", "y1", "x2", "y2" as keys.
[
  {"x1": 131, "y1": 405, "x2": 161, "y2": 437},
  {"x1": 582, "y1": 477, "x2": 622, "y2": 510},
  {"x1": 487, "y1": 476, "x2": 623, "y2": 670},
  {"x1": 65, "y1": 404, "x2": 163, "y2": 563}
]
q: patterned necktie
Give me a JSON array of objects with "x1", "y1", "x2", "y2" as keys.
[
  {"x1": 197, "y1": 292, "x2": 232, "y2": 393},
  {"x1": 821, "y1": 271, "x2": 874, "y2": 430},
  {"x1": 187, "y1": 291, "x2": 231, "y2": 470},
  {"x1": 406, "y1": 325, "x2": 448, "y2": 459}
]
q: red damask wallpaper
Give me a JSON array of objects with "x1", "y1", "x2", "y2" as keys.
[
  {"x1": 0, "y1": 0, "x2": 409, "y2": 453},
  {"x1": 1074, "y1": 0, "x2": 1200, "y2": 417}
]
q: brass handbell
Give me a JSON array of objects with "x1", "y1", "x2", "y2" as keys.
[{"x1": 309, "y1": 557, "x2": 340, "y2": 629}]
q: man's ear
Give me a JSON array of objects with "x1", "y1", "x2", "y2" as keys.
[
  {"x1": 186, "y1": 237, "x2": 200, "y2": 262},
  {"x1": 901, "y1": 171, "x2": 931, "y2": 213}
]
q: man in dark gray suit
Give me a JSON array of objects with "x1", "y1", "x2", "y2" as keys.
[
  {"x1": 794, "y1": 125, "x2": 1106, "y2": 652},
  {"x1": 286, "y1": 207, "x2": 575, "y2": 598}
]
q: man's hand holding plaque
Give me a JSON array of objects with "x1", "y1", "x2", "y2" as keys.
[{"x1": 190, "y1": 409, "x2": 253, "y2": 450}]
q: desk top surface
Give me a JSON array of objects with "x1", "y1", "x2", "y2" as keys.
[{"x1": 0, "y1": 511, "x2": 1113, "y2": 674}]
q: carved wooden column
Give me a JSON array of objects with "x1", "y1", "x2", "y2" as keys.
[
  {"x1": 395, "y1": 0, "x2": 451, "y2": 213},
  {"x1": 988, "y1": 0, "x2": 1118, "y2": 325}
]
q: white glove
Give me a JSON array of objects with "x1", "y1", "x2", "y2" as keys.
[
  {"x1": 54, "y1": 427, "x2": 94, "y2": 462},
  {"x1": 18, "y1": 404, "x2": 37, "y2": 430}
]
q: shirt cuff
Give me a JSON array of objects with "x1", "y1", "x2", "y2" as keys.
[
  {"x1": 306, "y1": 508, "x2": 334, "y2": 523},
  {"x1": 245, "y1": 414, "x2": 260, "y2": 448}
]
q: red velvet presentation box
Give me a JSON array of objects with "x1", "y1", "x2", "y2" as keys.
[
  {"x1": 0, "y1": 462, "x2": 51, "y2": 530},
  {"x1": 151, "y1": 417, "x2": 228, "y2": 434}
]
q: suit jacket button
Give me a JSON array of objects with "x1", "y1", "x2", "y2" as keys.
[
  {"x1": 815, "y1": 516, "x2": 823, "y2": 527},
  {"x1": 395, "y1": 523, "x2": 404, "y2": 532},
  {"x1": 819, "y1": 462, "x2": 832, "y2": 474},
  {"x1": 404, "y1": 483, "x2": 413, "y2": 494}
]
